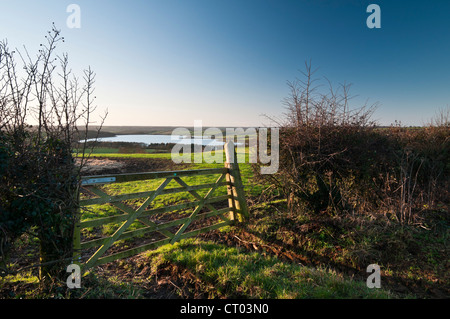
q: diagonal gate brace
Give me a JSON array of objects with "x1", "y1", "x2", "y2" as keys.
[
  {"x1": 170, "y1": 173, "x2": 226, "y2": 244},
  {"x1": 84, "y1": 177, "x2": 173, "y2": 269},
  {"x1": 84, "y1": 186, "x2": 174, "y2": 239}
]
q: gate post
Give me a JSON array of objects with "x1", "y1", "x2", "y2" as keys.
[{"x1": 224, "y1": 141, "x2": 249, "y2": 223}]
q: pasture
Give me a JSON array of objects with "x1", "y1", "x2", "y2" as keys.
[{"x1": 1, "y1": 140, "x2": 448, "y2": 299}]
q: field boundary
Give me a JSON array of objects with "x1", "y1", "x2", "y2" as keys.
[{"x1": 73, "y1": 141, "x2": 248, "y2": 271}]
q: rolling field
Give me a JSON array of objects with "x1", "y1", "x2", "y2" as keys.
[
  {"x1": 75, "y1": 145, "x2": 450, "y2": 299},
  {"x1": 2, "y1": 143, "x2": 448, "y2": 299}
]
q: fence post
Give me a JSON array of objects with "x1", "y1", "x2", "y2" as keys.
[{"x1": 224, "y1": 141, "x2": 249, "y2": 222}]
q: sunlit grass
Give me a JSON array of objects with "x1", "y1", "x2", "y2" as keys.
[
  {"x1": 145, "y1": 238, "x2": 392, "y2": 299},
  {"x1": 79, "y1": 147, "x2": 261, "y2": 225}
]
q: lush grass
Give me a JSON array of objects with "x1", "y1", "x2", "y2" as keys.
[
  {"x1": 79, "y1": 147, "x2": 264, "y2": 231},
  {"x1": 78, "y1": 150, "x2": 239, "y2": 247},
  {"x1": 1, "y1": 237, "x2": 393, "y2": 299},
  {"x1": 80, "y1": 146, "x2": 259, "y2": 206},
  {"x1": 145, "y1": 238, "x2": 392, "y2": 299},
  {"x1": 83, "y1": 146, "x2": 265, "y2": 195},
  {"x1": 1, "y1": 212, "x2": 405, "y2": 299},
  {"x1": 82, "y1": 152, "x2": 174, "y2": 159}
]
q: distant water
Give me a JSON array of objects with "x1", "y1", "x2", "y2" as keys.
[{"x1": 84, "y1": 134, "x2": 225, "y2": 146}]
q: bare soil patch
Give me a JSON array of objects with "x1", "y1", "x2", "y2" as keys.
[{"x1": 78, "y1": 156, "x2": 189, "y2": 176}]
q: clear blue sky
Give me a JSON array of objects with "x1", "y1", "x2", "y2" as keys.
[{"x1": 1, "y1": 0, "x2": 449, "y2": 127}]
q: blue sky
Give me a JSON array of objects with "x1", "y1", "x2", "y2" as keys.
[{"x1": 1, "y1": 0, "x2": 449, "y2": 127}]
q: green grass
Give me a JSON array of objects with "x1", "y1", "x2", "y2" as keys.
[
  {"x1": 84, "y1": 147, "x2": 265, "y2": 196},
  {"x1": 81, "y1": 145, "x2": 248, "y2": 161},
  {"x1": 78, "y1": 150, "x2": 237, "y2": 246},
  {"x1": 0, "y1": 268, "x2": 145, "y2": 299},
  {"x1": 83, "y1": 152, "x2": 174, "y2": 159},
  {"x1": 79, "y1": 148, "x2": 263, "y2": 232},
  {"x1": 145, "y1": 238, "x2": 392, "y2": 299},
  {"x1": 4, "y1": 149, "x2": 427, "y2": 299},
  {"x1": 81, "y1": 147, "x2": 258, "y2": 200},
  {"x1": 246, "y1": 199, "x2": 449, "y2": 298}
]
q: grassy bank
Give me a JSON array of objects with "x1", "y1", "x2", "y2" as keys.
[
  {"x1": 143, "y1": 238, "x2": 391, "y2": 299},
  {"x1": 1, "y1": 237, "x2": 393, "y2": 299}
]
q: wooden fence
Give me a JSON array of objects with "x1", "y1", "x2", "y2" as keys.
[{"x1": 73, "y1": 141, "x2": 248, "y2": 271}]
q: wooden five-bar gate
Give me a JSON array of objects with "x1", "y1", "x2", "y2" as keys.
[{"x1": 73, "y1": 141, "x2": 248, "y2": 271}]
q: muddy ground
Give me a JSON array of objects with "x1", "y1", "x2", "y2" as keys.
[{"x1": 79, "y1": 156, "x2": 189, "y2": 176}]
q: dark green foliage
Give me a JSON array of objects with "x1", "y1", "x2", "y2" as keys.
[{"x1": 0, "y1": 130, "x2": 78, "y2": 279}]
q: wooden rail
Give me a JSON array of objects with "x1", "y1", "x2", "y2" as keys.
[{"x1": 73, "y1": 141, "x2": 248, "y2": 271}]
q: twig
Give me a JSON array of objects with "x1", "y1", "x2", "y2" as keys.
[{"x1": 233, "y1": 235, "x2": 272, "y2": 250}]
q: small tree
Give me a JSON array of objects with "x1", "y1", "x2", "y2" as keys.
[{"x1": 0, "y1": 24, "x2": 106, "y2": 282}]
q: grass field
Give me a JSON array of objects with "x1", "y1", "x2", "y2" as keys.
[
  {"x1": 69, "y1": 148, "x2": 395, "y2": 299},
  {"x1": 1, "y1": 144, "x2": 448, "y2": 299}
]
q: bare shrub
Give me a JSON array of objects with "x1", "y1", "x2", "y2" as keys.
[
  {"x1": 260, "y1": 61, "x2": 448, "y2": 225},
  {"x1": 0, "y1": 25, "x2": 106, "y2": 282},
  {"x1": 262, "y1": 61, "x2": 378, "y2": 215}
]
